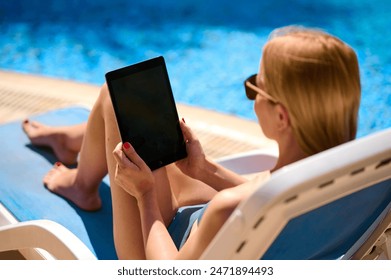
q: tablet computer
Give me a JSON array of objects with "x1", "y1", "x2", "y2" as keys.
[{"x1": 105, "y1": 56, "x2": 187, "y2": 170}]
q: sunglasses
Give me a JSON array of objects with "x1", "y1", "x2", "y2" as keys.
[{"x1": 244, "y1": 74, "x2": 278, "y2": 103}]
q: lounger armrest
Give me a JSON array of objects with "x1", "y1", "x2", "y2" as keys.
[
  {"x1": 216, "y1": 147, "x2": 279, "y2": 174},
  {"x1": 0, "y1": 220, "x2": 97, "y2": 260}
]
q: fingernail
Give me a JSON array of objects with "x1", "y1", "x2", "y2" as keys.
[
  {"x1": 23, "y1": 119, "x2": 29, "y2": 124},
  {"x1": 123, "y1": 142, "x2": 131, "y2": 150},
  {"x1": 182, "y1": 118, "x2": 186, "y2": 124},
  {"x1": 55, "y1": 162, "x2": 62, "y2": 167}
]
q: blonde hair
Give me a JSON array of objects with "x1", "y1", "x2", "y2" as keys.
[{"x1": 261, "y1": 26, "x2": 361, "y2": 155}]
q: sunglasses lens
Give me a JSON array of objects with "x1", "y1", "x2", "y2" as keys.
[{"x1": 244, "y1": 75, "x2": 258, "y2": 100}]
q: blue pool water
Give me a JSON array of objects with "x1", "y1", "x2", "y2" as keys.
[{"x1": 1, "y1": 0, "x2": 390, "y2": 137}]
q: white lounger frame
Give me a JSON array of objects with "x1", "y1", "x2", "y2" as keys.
[{"x1": 0, "y1": 204, "x2": 96, "y2": 260}]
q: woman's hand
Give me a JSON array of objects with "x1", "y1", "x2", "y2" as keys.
[
  {"x1": 112, "y1": 142, "x2": 155, "y2": 199},
  {"x1": 175, "y1": 119, "x2": 206, "y2": 180}
]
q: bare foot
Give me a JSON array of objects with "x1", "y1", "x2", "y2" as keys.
[
  {"x1": 22, "y1": 120, "x2": 80, "y2": 165},
  {"x1": 43, "y1": 162, "x2": 102, "y2": 211}
]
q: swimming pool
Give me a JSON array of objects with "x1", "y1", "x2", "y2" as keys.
[{"x1": 1, "y1": 0, "x2": 390, "y2": 137}]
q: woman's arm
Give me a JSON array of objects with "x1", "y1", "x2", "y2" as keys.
[
  {"x1": 112, "y1": 142, "x2": 179, "y2": 259},
  {"x1": 176, "y1": 120, "x2": 247, "y2": 190},
  {"x1": 137, "y1": 190, "x2": 179, "y2": 259},
  {"x1": 195, "y1": 156, "x2": 248, "y2": 191}
]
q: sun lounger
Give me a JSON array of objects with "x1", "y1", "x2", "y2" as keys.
[{"x1": 201, "y1": 128, "x2": 391, "y2": 259}]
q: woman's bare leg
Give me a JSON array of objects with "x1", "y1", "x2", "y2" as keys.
[
  {"x1": 22, "y1": 121, "x2": 86, "y2": 165},
  {"x1": 41, "y1": 85, "x2": 110, "y2": 211}
]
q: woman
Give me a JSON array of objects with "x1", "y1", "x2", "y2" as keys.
[{"x1": 22, "y1": 26, "x2": 361, "y2": 259}]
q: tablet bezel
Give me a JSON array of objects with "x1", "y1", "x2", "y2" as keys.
[{"x1": 105, "y1": 56, "x2": 187, "y2": 170}]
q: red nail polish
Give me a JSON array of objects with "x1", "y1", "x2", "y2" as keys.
[
  {"x1": 55, "y1": 162, "x2": 62, "y2": 167},
  {"x1": 182, "y1": 118, "x2": 186, "y2": 124},
  {"x1": 123, "y1": 142, "x2": 131, "y2": 150},
  {"x1": 23, "y1": 119, "x2": 29, "y2": 124}
]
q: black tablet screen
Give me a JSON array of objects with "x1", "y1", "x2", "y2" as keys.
[{"x1": 106, "y1": 57, "x2": 187, "y2": 170}]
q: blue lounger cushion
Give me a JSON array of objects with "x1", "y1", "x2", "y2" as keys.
[
  {"x1": 262, "y1": 178, "x2": 391, "y2": 259},
  {"x1": 0, "y1": 106, "x2": 117, "y2": 259}
]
